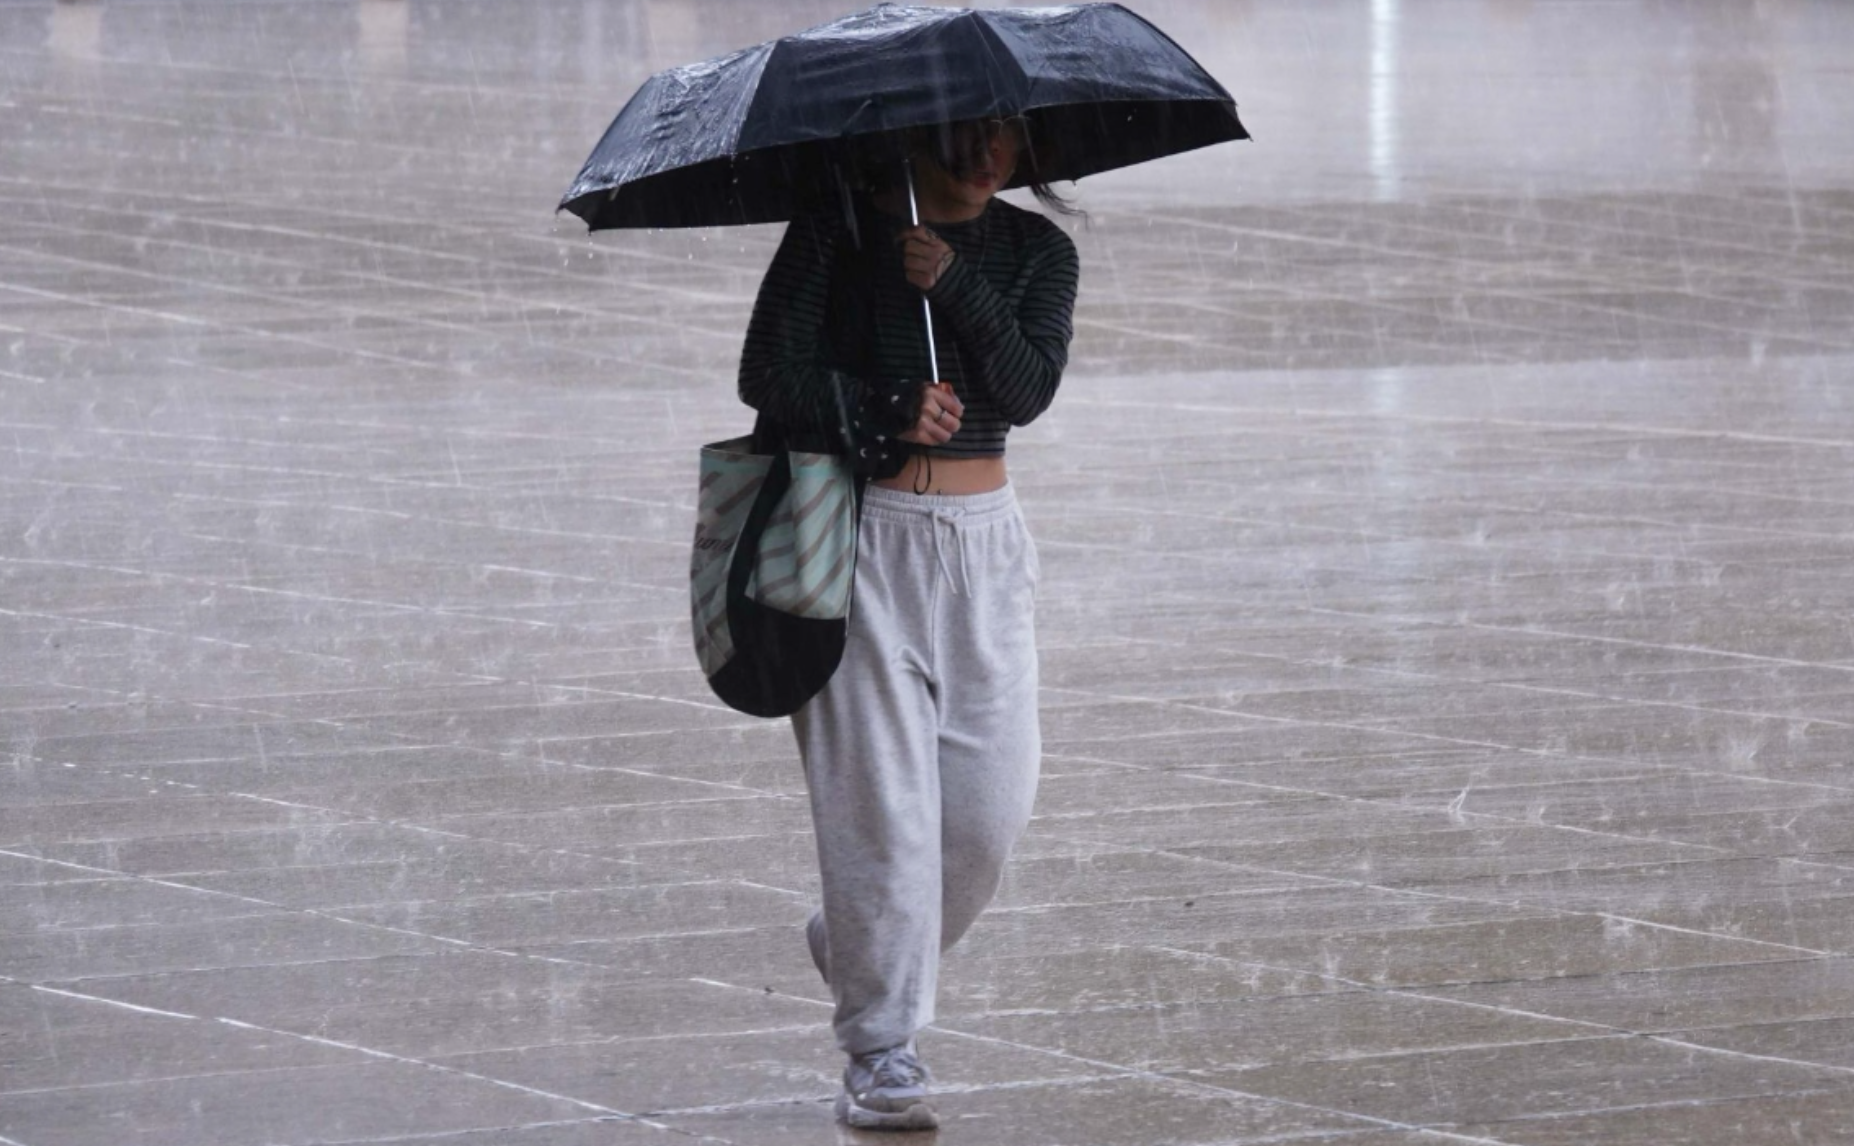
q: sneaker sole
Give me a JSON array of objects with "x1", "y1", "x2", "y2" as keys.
[{"x1": 835, "y1": 1091, "x2": 940, "y2": 1131}]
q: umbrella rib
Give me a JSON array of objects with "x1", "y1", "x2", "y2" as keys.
[{"x1": 961, "y1": 9, "x2": 1034, "y2": 113}]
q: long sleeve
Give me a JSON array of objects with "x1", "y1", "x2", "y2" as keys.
[
  {"x1": 738, "y1": 213, "x2": 919, "y2": 470},
  {"x1": 923, "y1": 219, "x2": 1078, "y2": 427}
]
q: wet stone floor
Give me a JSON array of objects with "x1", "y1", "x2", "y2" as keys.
[{"x1": 4, "y1": 1, "x2": 1854, "y2": 1143}]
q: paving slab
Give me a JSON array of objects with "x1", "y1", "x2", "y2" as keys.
[
  {"x1": 1170, "y1": 913, "x2": 1801, "y2": 991},
  {"x1": 1190, "y1": 1035, "x2": 1854, "y2": 1129},
  {"x1": 0, "y1": 1060, "x2": 597, "y2": 1146},
  {"x1": 1420, "y1": 957, "x2": 1854, "y2": 1035},
  {"x1": 1447, "y1": 1089, "x2": 1854, "y2": 1146},
  {"x1": 945, "y1": 990, "x2": 1592, "y2": 1075},
  {"x1": 0, "y1": 981, "x2": 365, "y2": 1093}
]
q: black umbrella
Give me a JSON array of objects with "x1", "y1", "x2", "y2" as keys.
[{"x1": 559, "y1": 1, "x2": 1248, "y2": 232}]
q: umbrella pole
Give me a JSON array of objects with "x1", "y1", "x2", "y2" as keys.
[{"x1": 904, "y1": 163, "x2": 943, "y2": 385}]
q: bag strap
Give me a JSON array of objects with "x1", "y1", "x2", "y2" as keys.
[
  {"x1": 729, "y1": 203, "x2": 880, "y2": 619},
  {"x1": 729, "y1": 423, "x2": 793, "y2": 613},
  {"x1": 829, "y1": 196, "x2": 880, "y2": 381}
]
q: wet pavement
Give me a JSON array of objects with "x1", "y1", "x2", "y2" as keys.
[{"x1": 3, "y1": 0, "x2": 1854, "y2": 1142}]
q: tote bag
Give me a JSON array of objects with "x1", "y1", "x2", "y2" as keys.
[{"x1": 691, "y1": 431, "x2": 861, "y2": 717}]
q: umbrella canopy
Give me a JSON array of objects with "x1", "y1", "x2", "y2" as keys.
[{"x1": 560, "y1": 2, "x2": 1248, "y2": 230}]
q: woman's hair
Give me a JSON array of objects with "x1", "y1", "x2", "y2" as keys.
[
  {"x1": 1020, "y1": 180, "x2": 1082, "y2": 218},
  {"x1": 1016, "y1": 142, "x2": 1084, "y2": 219}
]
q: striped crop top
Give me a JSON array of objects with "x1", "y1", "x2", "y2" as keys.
[{"x1": 738, "y1": 195, "x2": 1079, "y2": 475}]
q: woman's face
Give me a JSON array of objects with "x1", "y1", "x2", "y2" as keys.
[{"x1": 914, "y1": 117, "x2": 1026, "y2": 216}]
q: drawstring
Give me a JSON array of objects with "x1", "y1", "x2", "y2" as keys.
[{"x1": 931, "y1": 509, "x2": 971, "y2": 597}]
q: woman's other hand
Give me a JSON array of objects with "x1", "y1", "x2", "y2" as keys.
[
  {"x1": 898, "y1": 226, "x2": 956, "y2": 292},
  {"x1": 897, "y1": 382, "x2": 963, "y2": 446}
]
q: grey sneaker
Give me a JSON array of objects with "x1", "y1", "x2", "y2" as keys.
[{"x1": 835, "y1": 1040, "x2": 938, "y2": 1131}]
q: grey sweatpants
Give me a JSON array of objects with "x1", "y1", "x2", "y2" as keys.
[{"x1": 793, "y1": 482, "x2": 1042, "y2": 1055}]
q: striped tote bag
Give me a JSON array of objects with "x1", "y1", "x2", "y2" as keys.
[{"x1": 691, "y1": 432, "x2": 861, "y2": 716}]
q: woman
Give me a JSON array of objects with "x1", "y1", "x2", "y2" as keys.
[{"x1": 738, "y1": 115, "x2": 1079, "y2": 1131}]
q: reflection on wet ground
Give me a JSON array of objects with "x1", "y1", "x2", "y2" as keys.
[{"x1": 3, "y1": 1, "x2": 1854, "y2": 1143}]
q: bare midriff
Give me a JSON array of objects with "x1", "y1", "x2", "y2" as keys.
[{"x1": 873, "y1": 454, "x2": 1007, "y2": 495}]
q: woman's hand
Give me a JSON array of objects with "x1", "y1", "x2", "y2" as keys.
[
  {"x1": 898, "y1": 226, "x2": 956, "y2": 292},
  {"x1": 897, "y1": 382, "x2": 963, "y2": 446}
]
